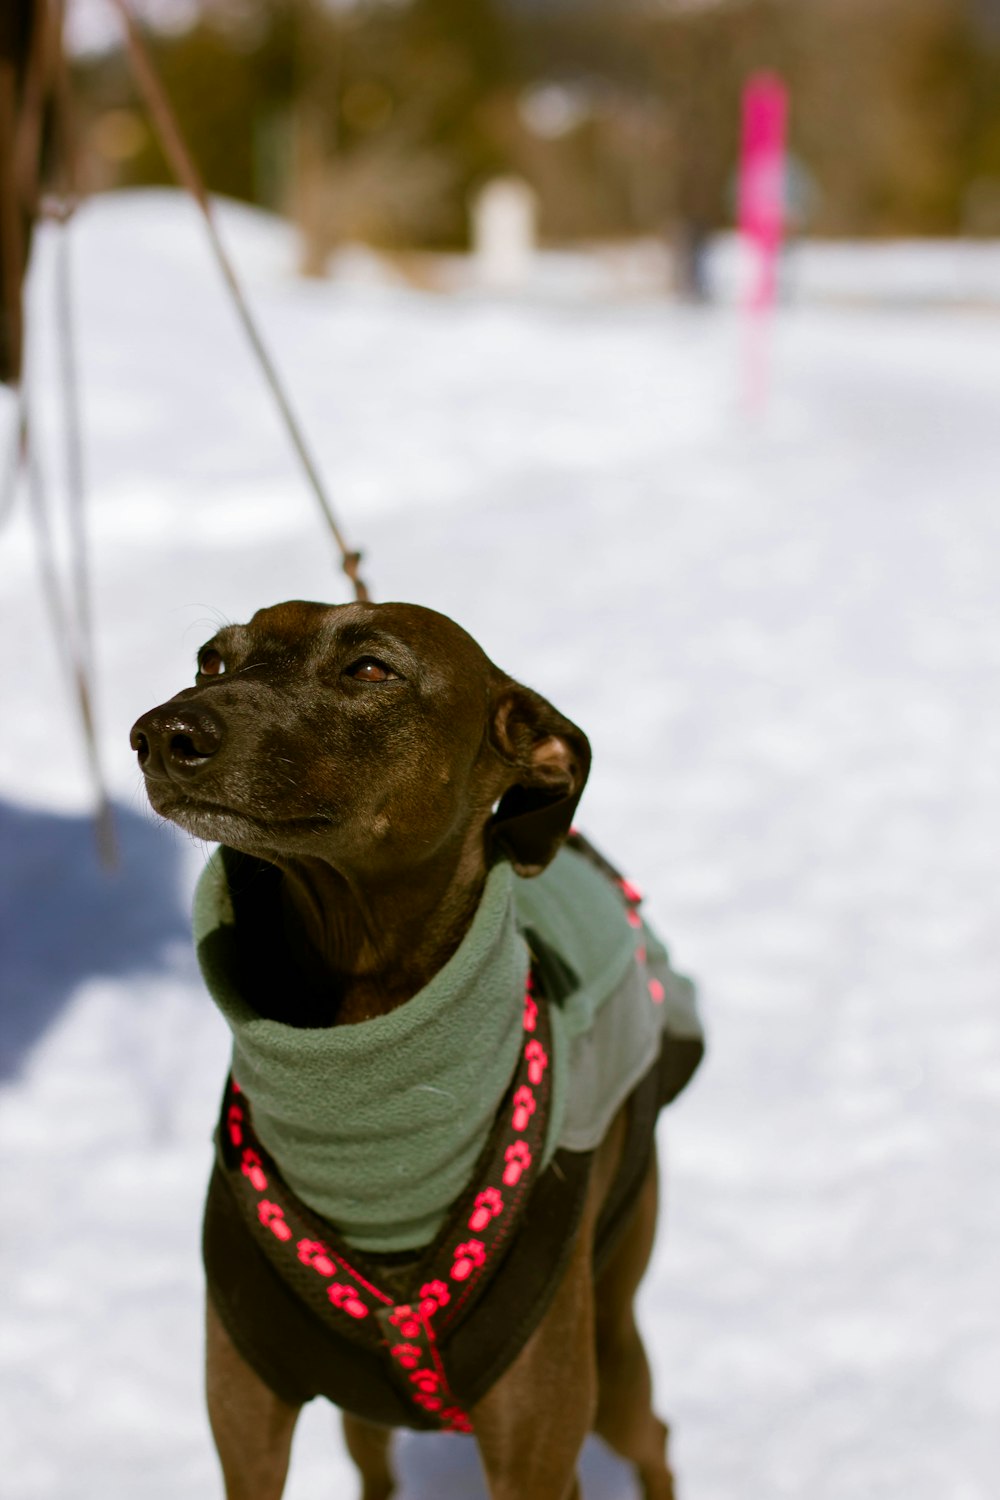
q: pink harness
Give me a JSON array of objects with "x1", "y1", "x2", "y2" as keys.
[{"x1": 218, "y1": 969, "x2": 553, "y2": 1433}]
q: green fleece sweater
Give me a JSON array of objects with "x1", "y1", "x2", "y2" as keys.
[{"x1": 194, "y1": 845, "x2": 700, "y2": 1251}]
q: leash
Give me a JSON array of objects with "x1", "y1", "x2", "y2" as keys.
[
  {"x1": 5, "y1": 0, "x2": 371, "y2": 863},
  {"x1": 108, "y1": 0, "x2": 370, "y2": 604},
  {"x1": 1, "y1": 0, "x2": 118, "y2": 867},
  {"x1": 19, "y1": 384, "x2": 118, "y2": 867}
]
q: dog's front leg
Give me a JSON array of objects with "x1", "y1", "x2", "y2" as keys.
[
  {"x1": 206, "y1": 1296, "x2": 301, "y2": 1500},
  {"x1": 342, "y1": 1412, "x2": 396, "y2": 1500},
  {"x1": 471, "y1": 1230, "x2": 596, "y2": 1500}
]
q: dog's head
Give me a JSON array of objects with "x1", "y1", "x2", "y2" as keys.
[{"x1": 131, "y1": 600, "x2": 590, "y2": 880}]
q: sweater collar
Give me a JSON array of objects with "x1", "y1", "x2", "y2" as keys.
[{"x1": 193, "y1": 850, "x2": 529, "y2": 1249}]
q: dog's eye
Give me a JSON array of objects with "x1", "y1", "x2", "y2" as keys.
[
  {"x1": 199, "y1": 649, "x2": 226, "y2": 677},
  {"x1": 345, "y1": 657, "x2": 397, "y2": 683}
]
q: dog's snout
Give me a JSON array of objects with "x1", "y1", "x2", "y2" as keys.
[{"x1": 130, "y1": 703, "x2": 225, "y2": 778}]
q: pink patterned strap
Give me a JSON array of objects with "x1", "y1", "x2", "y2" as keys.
[{"x1": 216, "y1": 967, "x2": 552, "y2": 1433}]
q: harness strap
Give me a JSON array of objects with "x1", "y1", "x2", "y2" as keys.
[
  {"x1": 216, "y1": 969, "x2": 552, "y2": 1433},
  {"x1": 211, "y1": 841, "x2": 688, "y2": 1429}
]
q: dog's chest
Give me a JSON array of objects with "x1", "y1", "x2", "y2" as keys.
[{"x1": 195, "y1": 842, "x2": 698, "y2": 1253}]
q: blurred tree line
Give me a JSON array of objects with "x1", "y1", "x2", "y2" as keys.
[{"x1": 73, "y1": 0, "x2": 1000, "y2": 259}]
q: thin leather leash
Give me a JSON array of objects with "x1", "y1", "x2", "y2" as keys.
[
  {"x1": 108, "y1": 0, "x2": 369, "y2": 604},
  {"x1": 2, "y1": 0, "x2": 117, "y2": 866},
  {"x1": 2, "y1": 0, "x2": 370, "y2": 865}
]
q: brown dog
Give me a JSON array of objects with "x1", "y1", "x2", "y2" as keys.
[{"x1": 131, "y1": 599, "x2": 683, "y2": 1500}]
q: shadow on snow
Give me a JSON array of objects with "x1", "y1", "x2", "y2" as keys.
[{"x1": 0, "y1": 798, "x2": 192, "y2": 1080}]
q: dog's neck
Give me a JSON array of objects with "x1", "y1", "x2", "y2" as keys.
[{"x1": 274, "y1": 845, "x2": 489, "y2": 1026}]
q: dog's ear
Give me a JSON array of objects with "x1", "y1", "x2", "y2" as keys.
[{"x1": 487, "y1": 683, "x2": 591, "y2": 877}]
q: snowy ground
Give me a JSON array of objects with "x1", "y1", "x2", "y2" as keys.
[{"x1": 1, "y1": 192, "x2": 999, "y2": 1500}]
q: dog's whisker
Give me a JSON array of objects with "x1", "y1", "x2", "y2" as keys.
[{"x1": 181, "y1": 608, "x2": 233, "y2": 642}]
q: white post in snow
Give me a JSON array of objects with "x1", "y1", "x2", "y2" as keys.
[{"x1": 472, "y1": 177, "x2": 537, "y2": 291}]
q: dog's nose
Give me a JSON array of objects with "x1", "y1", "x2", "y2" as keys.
[{"x1": 130, "y1": 704, "x2": 225, "y2": 778}]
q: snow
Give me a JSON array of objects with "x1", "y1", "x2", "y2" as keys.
[
  {"x1": 710, "y1": 231, "x2": 1000, "y2": 306},
  {"x1": 2, "y1": 190, "x2": 999, "y2": 1499}
]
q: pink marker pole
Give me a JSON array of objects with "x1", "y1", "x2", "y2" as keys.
[{"x1": 738, "y1": 73, "x2": 788, "y2": 410}]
